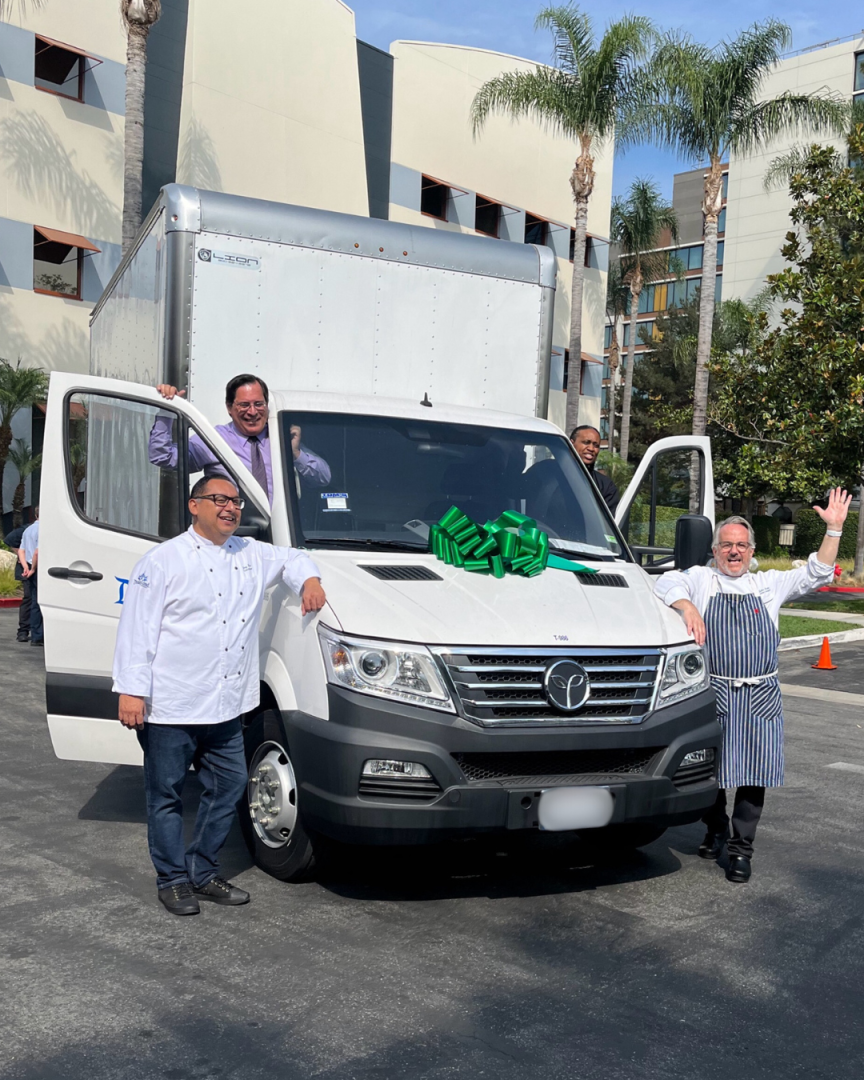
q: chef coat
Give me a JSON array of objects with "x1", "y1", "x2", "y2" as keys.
[
  {"x1": 654, "y1": 552, "x2": 834, "y2": 625},
  {"x1": 113, "y1": 526, "x2": 321, "y2": 725}
]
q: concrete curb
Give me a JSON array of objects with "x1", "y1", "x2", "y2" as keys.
[{"x1": 778, "y1": 626, "x2": 864, "y2": 652}]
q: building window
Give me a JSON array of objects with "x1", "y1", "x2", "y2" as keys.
[
  {"x1": 33, "y1": 226, "x2": 100, "y2": 300},
  {"x1": 604, "y1": 324, "x2": 613, "y2": 349},
  {"x1": 569, "y1": 230, "x2": 594, "y2": 266},
  {"x1": 34, "y1": 35, "x2": 100, "y2": 103},
  {"x1": 474, "y1": 196, "x2": 501, "y2": 237},
  {"x1": 562, "y1": 349, "x2": 570, "y2": 392},
  {"x1": 717, "y1": 207, "x2": 726, "y2": 234},
  {"x1": 716, "y1": 240, "x2": 724, "y2": 267},
  {"x1": 855, "y1": 52, "x2": 864, "y2": 95},
  {"x1": 420, "y1": 176, "x2": 449, "y2": 220},
  {"x1": 722, "y1": 172, "x2": 729, "y2": 199},
  {"x1": 524, "y1": 213, "x2": 548, "y2": 246},
  {"x1": 715, "y1": 275, "x2": 722, "y2": 303}
]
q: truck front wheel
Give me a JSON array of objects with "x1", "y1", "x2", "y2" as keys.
[{"x1": 239, "y1": 712, "x2": 316, "y2": 882}]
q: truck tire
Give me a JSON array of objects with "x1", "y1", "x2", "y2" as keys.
[
  {"x1": 581, "y1": 822, "x2": 668, "y2": 850},
  {"x1": 239, "y1": 711, "x2": 316, "y2": 882}
]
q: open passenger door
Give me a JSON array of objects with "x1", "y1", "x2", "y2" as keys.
[
  {"x1": 614, "y1": 435, "x2": 714, "y2": 574},
  {"x1": 39, "y1": 373, "x2": 270, "y2": 765}
]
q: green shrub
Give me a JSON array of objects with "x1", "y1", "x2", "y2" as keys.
[
  {"x1": 752, "y1": 516, "x2": 781, "y2": 555},
  {"x1": 793, "y1": 508, "x2": 859, "y2": 559},
  {"x1": 627, "y1": 504, "x2": 688, "y2": 548},
  {"x1": 0, "y1": 567, "x2": 21, "y2": 599}
]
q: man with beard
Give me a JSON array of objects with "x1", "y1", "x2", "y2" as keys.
[{"x1": 654, "y1": 489, "x2": 850, "y2": 883}]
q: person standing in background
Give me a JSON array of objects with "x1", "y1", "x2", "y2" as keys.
[
  {"x1": 17, "y1": 508, "x2": 42, "y2": 647},
  {"x1": 4, "y1": 523, "x2": 30, "y2": 642}
]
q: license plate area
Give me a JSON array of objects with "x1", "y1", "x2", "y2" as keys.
[{"x1": 538, "y1": 786, "x2": 615, "y2": 831}]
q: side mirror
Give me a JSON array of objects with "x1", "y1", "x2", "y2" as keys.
[
  {"x1": 674, "y1": 514, "x2": 712, "y2": 570},
  {"x1": 234, "y1": 514, "x2": 270, "y2": 541}
]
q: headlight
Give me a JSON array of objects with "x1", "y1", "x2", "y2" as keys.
[
  {"x1": 318, "y1": 629, "x2": 455, "y2": 712},
  {"x1": 657, "y1": 644, "x2": 709, "y2": 708}
]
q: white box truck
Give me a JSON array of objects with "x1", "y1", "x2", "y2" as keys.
[{"x1": 39, "y1": 185, "x2": 720, "y2": 881}]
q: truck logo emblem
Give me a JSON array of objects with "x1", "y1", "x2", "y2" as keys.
[
  {"x1": 543, "y1": 660, "x2": 590, "y2": 712},
  {"x1": 198, "y1": 248, "x2": 212, "y2": 261}
]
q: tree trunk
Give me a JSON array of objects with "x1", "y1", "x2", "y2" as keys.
[
  {"x1": 565, "y1": 141, "x2": 595, "y2": 436},
  {"x1": 619, "y1": 270, "x2": 642, "y2": 463},
  {"x1": 607, "y1": 330, "x2": 620, "y2": 455},
  {"x1": 12, "y1": 481, "x2": 24, "y2": 529},
  {"x1": 692, "y1": 156, "x2": 724, "y2": 437},
  {"x1": 0, "y1": 423, "x2": 11, "y2": 500},
  {"x1": 122, "y1": 23, "x2": 151, "y2": 254},
  {"x1": 855, "y1": 466, "x2": 864, "y2": 577}
]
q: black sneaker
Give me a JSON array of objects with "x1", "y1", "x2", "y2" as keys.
[
  {"x1": 31, "y1": 640, "x2": 43, "y2": 647},
  {"x1": 158, "y1": 881, "x2": 200, "y2": 916},
  {"x1": 193, "y1": 877, "x2": 250, "y2": 906},
  {"x1": 17, "y1": 635, "x2": 29, "y2": 643}
]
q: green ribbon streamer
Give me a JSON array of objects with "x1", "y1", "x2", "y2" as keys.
[{"x1": 428, "y1": 506, "x2": 598, "y2": 580}]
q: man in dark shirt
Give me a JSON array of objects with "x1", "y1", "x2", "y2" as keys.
[
  {"x1": 4, "y1": 524, "x2": 31, "y2": 642},
  {"x1": 570, "y1": 425, "x2": 620, "y2": 514}
]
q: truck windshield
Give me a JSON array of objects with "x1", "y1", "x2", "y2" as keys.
[{"x1": 281, "y1": 413, "x2": 623, "y2": 558}]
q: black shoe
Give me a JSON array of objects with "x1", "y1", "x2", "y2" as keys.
[
  {"x1": 31, "y1": 640, "x2": 43, "y2": 647},
  {"x1": 193, "y1": 877, "x2": 250, "y2": 906},
  {"x1": 726, "y1": 855, "x2": 752, "y2": 883},
  {"x1": 17, "y1": 634, "x2": 29, "y2": 642},
  {"x1": 158, "y1": 881, "x2": 200, "y2": 916},
  {"x1": 698, "y1": 830, "x2": 726, "y2": 860}
]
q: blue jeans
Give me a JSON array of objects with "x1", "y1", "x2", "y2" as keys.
[{"x1": 136, "y1": 718, "x2": 247, "y2": 889}]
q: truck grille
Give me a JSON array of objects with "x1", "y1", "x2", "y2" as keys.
[
  {"x1": 435, "y1": 647, "x2": 662, "y2": 727},
  {"x1": 453, "y1": 748, "x2": 661, "y2": 786}
]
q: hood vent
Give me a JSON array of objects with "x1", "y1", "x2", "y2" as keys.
[
  {"x1": 360, "y1": 564, "x2": 442, "y2": 582},
  {"x1": 575, "y1": 572, "x2": 628, "y2": 588}
]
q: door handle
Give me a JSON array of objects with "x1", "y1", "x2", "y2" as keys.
[{"x1": 48, "y1": 567, "x2": 103, "y2": 581}]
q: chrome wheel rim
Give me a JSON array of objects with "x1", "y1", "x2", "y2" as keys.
[{"x1": 248, "y1": 741, "x2": 298, "y2": 849}]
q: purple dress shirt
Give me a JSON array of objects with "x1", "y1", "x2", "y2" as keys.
[{"x1": 148, "y1": 417, "x2": 331, "y2": 503}]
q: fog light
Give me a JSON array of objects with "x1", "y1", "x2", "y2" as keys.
[
  {"x1": 681, "y1": 748, "x2": 715, "y2": 767},
  {"x1": 361, "y1": 759, "x2": 432, "y2": 778}
]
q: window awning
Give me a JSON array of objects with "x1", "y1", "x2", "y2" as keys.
[
  {"x1": 35, "y1": 35, "x2": 103, "y2": 65},
  {"x1": 581, "y1": 353, "x2": 602, "y2": 364},
  {"x1": 34, "y1": 226, "x2": 100, "y2": 254}
]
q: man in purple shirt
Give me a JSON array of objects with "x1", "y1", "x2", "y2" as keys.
[{"x1": 148, "y1": 374, "x2": 330, "y2": 503}]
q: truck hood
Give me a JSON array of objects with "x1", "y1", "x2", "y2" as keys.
[{"x1": 312, "y1": 551, "x2": 690, "y2": 648}]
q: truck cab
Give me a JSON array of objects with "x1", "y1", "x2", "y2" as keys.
[{"x1": 40, "y1": 371, "x2": 719, "y2": 881}]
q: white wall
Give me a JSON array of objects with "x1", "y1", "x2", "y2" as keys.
[{"x1": 724, "y1": 38, "x2": 861, "y2": 303}]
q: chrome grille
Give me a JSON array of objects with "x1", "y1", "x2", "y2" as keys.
[{"x1": 435, "y1": 647, "x2": 662, "y2": 727}]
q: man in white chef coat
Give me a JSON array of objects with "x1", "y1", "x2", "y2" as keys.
[
  {"x1": 654, "y1": 488, "x2": 850, "y2": 884},
  {"x1": 113, "y1": 476, "x2": 325, "y2": 916}
]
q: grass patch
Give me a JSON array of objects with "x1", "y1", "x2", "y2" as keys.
[
  {"x1": 0, "y1": 567, "x2": 22, "y2": 599},
  {"x1": 779, "y1": 615, "x2": 848, "y2": 639},
  {"x1": 755, "y1": 556, "x2": 855, "y2": 572},
  {"x1": 785, "y1": 597, "x2": 864, "y2": 614}
]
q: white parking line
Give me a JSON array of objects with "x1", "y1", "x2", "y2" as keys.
[
  {"x1": 826, "y1": 762, "x2": 864, "y2": 774},
  {"x1": 780, "y1": 683, "x2": 864, "y2": 707}
]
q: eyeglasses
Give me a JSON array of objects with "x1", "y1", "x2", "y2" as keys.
[
  {"x1": 716, "y1": 542, "x2": 753, "y2": 552},
  {"x1": 233, "y1": 401, "x2": 267, "y2": 412},
  {"x1": 193, "y1": 494, "x2": 245, "y2": 509}
]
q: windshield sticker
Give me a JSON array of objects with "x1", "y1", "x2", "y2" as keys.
[
  {"x1": 605, "y1": 535, "x2": 617, "y2": 544},
  {"x1": 322, "y1": 492, "x2": 350, "y2": 513}
]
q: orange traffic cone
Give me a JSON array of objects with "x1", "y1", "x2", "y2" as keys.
[{"x1": 812, "y1": 636, "x2": 837, "y2": 670}]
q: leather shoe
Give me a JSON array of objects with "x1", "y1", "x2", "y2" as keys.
[
  {"x1": 158, "y1": 881, "x2": 200, "y2": 916},
  {"x1": 193, "y1": 877, "x2": 250, "y2": 906},
  {"x1": 726, "y1": 855, "x2": 752, "y2": 883},
  {"x1": 17, "y1": 634, "x2": 29, "y2": 642},
  {"x1": 698, "y1": 830, "x2": 726, "y2": 860}
]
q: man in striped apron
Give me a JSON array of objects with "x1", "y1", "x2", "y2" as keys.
[{"x1": 655, "y1": 489, "x2": 851, "y2": 883}]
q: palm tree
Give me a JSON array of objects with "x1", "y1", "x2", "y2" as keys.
[
  {"x1": 471, "y1": 5, "x2": 654, "y2": 434},
  {"x1": 604, "y1": 263, "x2": 629, "y2": 455},
  {"x1": 764, "y1": 100, "x2": 864, "y2": 190},
  {"x1": 635, "y1": 20, "x2": 847, "y2": 441},
  {"x1": 121, "y1": 0, "x2": 161, "y2": 253},
  {"x1": 0, "y1": 359, "x2": 48, "y2": 501},
  {"x1": 7, "y1": 439, "x2": 42, "y2": 528},
  {"x1": 610, "y1": 179, "x2": 678, "y2": 462}
]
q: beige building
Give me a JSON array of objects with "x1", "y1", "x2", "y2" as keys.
[
  {"x1": 0, "y1": 0, "x2": 613, "y2": 521},
  {"x1": 388, "y1": 40, "x2": 612, "y2": 432},
  {"x1": 724, "y1": 34, "x2": 864, "y2": 303}
]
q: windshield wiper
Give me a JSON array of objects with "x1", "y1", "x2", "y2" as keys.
[
  {"x1": 548, "y1": 545, "x2": 616, "y2": 563},
  {"x1": 302, "y1": 537, "x2": 429, "y2": 552}
]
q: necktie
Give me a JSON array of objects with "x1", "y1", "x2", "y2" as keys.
[{"x1": 249, "y1": 436, "x2": 267, "y2": 494}]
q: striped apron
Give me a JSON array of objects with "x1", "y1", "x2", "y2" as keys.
[{"x1": 704, "y1": 575, "x2": 784, "y2": 788}]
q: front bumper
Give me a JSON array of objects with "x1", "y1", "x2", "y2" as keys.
[{"x1": 283, "y1": 687, "x2": 720, "y2": 845}]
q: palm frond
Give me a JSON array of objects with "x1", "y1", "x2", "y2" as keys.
[
  {"x1": 471, "y1": 67, "x2": 588, "y2": 140},
  {"x1": 535, "y1": 5, "x2": 595, "y2": 75},
  {"x1": 610, "y1": 177, "x2": 678, "y2": 263},
  {"x1": 7, "y1": 438, "x2": 41, "y2": 478},
  {"x1": 730, "y1": 92, "x2": 849, "y2": 156}
]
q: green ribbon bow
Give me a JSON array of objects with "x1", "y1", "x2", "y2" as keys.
[{"x1": 428, "y1": 506, "x2": 598, "y2": 579}]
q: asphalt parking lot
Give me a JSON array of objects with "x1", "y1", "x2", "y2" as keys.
[{"x1": 2, "y1": 609, "x2": 864, "y2": 1080}]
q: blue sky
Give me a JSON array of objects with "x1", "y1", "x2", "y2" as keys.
[{"x1": 348, "y1": 0, "x2": 860, "y2": 197}]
